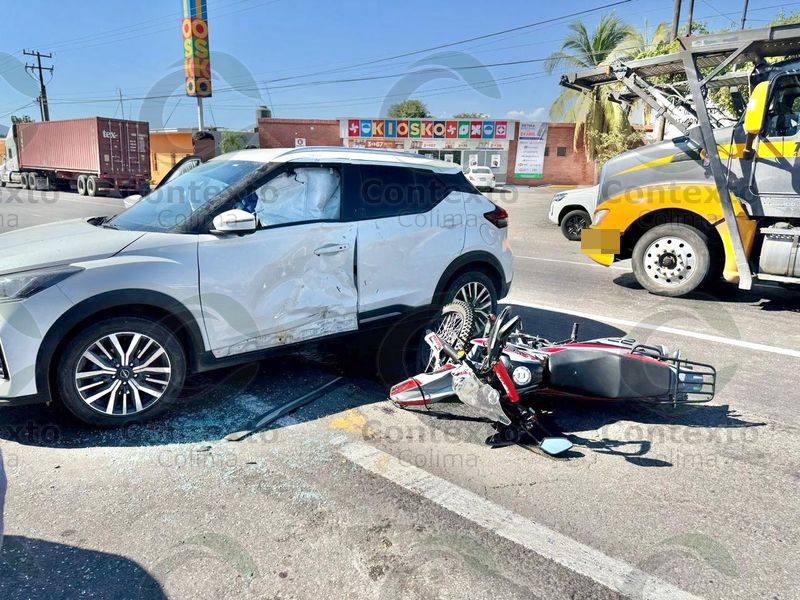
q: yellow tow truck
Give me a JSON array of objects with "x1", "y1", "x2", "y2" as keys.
[{"x1": 563, "y1": 23, "x2": 800, "y2": 297}]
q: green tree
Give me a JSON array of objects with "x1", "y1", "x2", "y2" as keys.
[
  {"x1": 10, "y1": 115, "x2": 34, "y2": 124},
  {"x1": 387, "y1": 99, "x2": 432, "y2": 118},
  {"x1": 220, "y1": 131, "x2": 247, "y2": 154},
  {"x1": 544, "y1": 14, "x2": 636, "y2": 161},
  {"x1": 453, "y1": 112, "x2": 489, "y2": 119}
]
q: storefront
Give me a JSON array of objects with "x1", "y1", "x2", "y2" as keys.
[
  {"x1": 340, "y1": 119, "x2": 515, "y2": 184},
  {"x1": 257, "y1": 117, "x2": 595, "y2": 186}
]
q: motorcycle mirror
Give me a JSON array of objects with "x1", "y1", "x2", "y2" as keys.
[{"x1": 539, "y1": 437, "x2": 573, "y2": 456}]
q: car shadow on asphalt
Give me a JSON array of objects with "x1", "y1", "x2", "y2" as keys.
[
  {"x1": 0, "y1": 535, "x2": 165, "y2": 599},
  {"x1": 613, "y1": 272, "x2": 800, "y2": 309}
]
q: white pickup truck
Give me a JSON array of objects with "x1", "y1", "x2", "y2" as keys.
[{"x1": 548, "y1": 185, "x2": 598, "y2": 241}]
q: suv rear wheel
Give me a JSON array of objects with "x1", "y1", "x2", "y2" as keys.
[
  {"x1": 444, "y1": 271, "x2": 497, "y2": 337},
  {"x1": 57, "y1": 317, "x2": 186, "y2": 426}
]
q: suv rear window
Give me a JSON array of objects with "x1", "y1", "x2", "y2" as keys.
[{"x1": 356, "y1": 165, "x2": 473, "y2": 219}]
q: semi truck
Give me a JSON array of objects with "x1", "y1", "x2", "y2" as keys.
[
  {"x1": 0, "y1": 117, "x2": 151, "y2": 197},
  {"x1": 563, "y1": 23, "x2": 800, "y2": 297}
]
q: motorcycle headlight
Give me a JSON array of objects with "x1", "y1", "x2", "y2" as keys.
[
  {"x1": 0, "y1": 265, "x2": 84, "y2": 302},
  {"x1": 512, "y1": 366, "x2": 532, "y2": 386}
]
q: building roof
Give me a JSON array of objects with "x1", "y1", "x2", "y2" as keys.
[{"x1": 213, "y1": 146, "x2": 462, "y2": 173}]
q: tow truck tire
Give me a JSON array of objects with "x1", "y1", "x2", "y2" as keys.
[
  {"x1": 76, "y1": 175, "x2": 87, "y2": 196},
  {"x1": 632, "y1": 223, "x2": 711, "y2": 297},
  {"x1": 560, "y1": 209, "x2": 591, "y2": 241},
  {"x1": 86, "y1": 176, "x2": 99, "y2": 197}
]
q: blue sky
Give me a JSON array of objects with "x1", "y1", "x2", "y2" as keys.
[{"x1": 0, "y1": 0, "x2": 793, "y2": 130}]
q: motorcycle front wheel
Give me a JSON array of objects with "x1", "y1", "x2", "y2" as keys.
[{"x1": 417, "y1": 301, "x2": 475, "y2": 373}]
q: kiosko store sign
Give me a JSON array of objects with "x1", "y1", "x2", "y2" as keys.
[{"x1": 341, "y1": 119, "x2": 513, "y2": 140}]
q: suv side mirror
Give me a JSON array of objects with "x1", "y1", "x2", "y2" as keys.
[
  {"x1": 744, "y1": 81, "x2": 769, "y2": 135},
  {"x1": 211, "y1": 209, "x2": 257, "y2": 234}
]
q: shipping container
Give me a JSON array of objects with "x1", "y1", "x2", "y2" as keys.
[{"x1": 0, "y1": 117, "x2": 151, "y2": 196}]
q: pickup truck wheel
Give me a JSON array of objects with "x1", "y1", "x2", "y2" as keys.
[
  {"x1": 560, "y1": 209, "x2": 590, "y2": 241},
  {"x1": 632, "y1": 223, "x2": 711, "y2": 297},
  {"x1": 445, "y1": 271, "x2": 497, "y2": 338},
  {"x1": 76, "y1": 175, "x2": 87, "y2": 196},
  {"x1": 86, "y1": 176, "x2": 99, "y2": 197},
  {"x1": 57, "y1": 317, "x2": 186, "y2": 427}
]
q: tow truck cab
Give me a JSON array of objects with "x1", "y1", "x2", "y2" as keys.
[{"x1": 566, "y1": 24, "x2": 800, "y2": 297}]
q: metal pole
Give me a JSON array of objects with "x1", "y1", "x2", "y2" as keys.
[
  {"x1": 686, "y1": 0, "x2": 695, "y2": 36},
  {"x1": 740, "y1": 0, "x2": 749, "y2": 30},
  {"x1": 670, "y1": 0, "x2": 682, "y2": 40},
  {"x1": 656, "y1": 0, "x2": 682, "y2": 141},
  {"x1": 196, "y1": 96, "x2": 205, "y2": 131},
  {"x1": 680, "y1": 48, "x2": 753, "y2": 290}
]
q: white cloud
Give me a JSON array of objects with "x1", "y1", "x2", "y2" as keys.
[{"x1": 506, "y1": 107, "x2": 548, "y2": 122}]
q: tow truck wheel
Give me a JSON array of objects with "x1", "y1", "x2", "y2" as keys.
[{"x1": 632, "y1": 223, "x2": 711, "y2": 297}]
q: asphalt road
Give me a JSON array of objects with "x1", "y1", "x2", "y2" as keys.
[{"x1": 0, "y1": 184, "x2": 798, "y2": 600}]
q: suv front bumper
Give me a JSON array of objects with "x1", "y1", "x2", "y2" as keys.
[{"x1": 0, "y1": 287, "x2": 73, "y2": 403}]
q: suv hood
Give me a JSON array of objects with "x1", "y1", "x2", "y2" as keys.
[{"x1": 0, "y1": 218, "x2": 144, "y2": 275}]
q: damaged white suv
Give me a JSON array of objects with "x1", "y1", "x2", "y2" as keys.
[{"x1": 0, "y1": 147, "x2": 512, "y2": 425}]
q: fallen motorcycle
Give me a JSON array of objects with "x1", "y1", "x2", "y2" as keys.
[{"x1": 389, "y1": 303, "x2": 716, "y2": 456}]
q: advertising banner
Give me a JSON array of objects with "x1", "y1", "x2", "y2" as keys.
[
  {"x1": 513, "y1": 122, "x2": 548, "y2": 179},
  {"x1": 182, "y1": 0, "x2": 212, "y2": 97},
  {"x1": 341, "y1": 119, "x2": 513, "y2": 141}
]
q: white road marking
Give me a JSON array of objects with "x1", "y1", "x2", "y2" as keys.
[
  {"x1": 507, "y1": 299, "x2": 800, "y2": 358},
  {"x1": 516, "y1": 254, "x2": 632, "y2": 271},
  {"x1": 340, "y1": 441, "x2": 703, "y2": 600}
]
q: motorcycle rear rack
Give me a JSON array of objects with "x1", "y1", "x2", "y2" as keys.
[{"x1": 666, "y1": 357, "x2": 717, "y2": 404}]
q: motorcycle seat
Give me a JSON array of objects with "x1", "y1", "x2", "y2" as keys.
[{"x1": 547, "y1": 349, "x2": 674, "y2": 399}]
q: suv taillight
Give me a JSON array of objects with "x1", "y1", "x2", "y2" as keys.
[{"x1": 483, "y1": 205, "x2": 508, "y2": 228}]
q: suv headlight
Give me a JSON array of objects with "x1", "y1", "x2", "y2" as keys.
[
  {"x1": 0, "y1": 265, "x2": 84, "y2": 302},
  {"x1": 552, "y1": 192, "x2": 567, "y2": 202}
]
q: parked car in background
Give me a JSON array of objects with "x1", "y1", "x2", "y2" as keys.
[
  {"x1": 465, "y1": 166, "x2": 496, "y2": 191},
  {"x1": 548, "y1": 185, "x2": 598, "y2": 241},
  {"x1": 0, "y1": 147, "x2": 513, "y2": 426}
]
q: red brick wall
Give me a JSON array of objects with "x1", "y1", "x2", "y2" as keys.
[
  {"x1": 506, "y1": 123, "x2": 596, "y2": 186},
  {"x1": 258, "y1": 118, "x2": 341, "y2": 148}
]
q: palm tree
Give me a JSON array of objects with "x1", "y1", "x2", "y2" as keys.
[{"x1": 545, "y1": 14, "x2": 636, "y2": 160}]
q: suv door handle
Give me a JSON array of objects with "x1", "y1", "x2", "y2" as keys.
[{"x1": 314, "y1": 243, "x2": 350, "y2": 256}]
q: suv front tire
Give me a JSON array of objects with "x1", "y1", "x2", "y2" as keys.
[{"x1": 57, "y1": 317, "x2": 186, "y2": 427}]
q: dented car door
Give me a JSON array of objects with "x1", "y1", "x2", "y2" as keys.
[{"x1": 198, "y1": 165, "x2": 358, "y2": 357}]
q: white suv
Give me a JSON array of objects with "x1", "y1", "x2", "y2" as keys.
[{"x1": 0, "y1": 147, "x2": 512, "y2": 425}]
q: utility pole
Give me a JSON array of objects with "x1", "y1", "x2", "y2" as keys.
[
  {"x1": 686, "y1": 0, "x2": 695, "y2": 36},
  {"x1": 657, "y1": 0, "x2": 683, "y2": 142},
  {"x1": 740, "y1": 0, "x2": 750, "y2": 30},
  {"x1": 670, "y1": 0, "x2": 682, "y2": 40},
  {"x1": 117, "y1": 89, "x2": 125, "y2": 120},
  {"x1": 23, "y1": 49, "x2": 53, "y2": 121}
]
